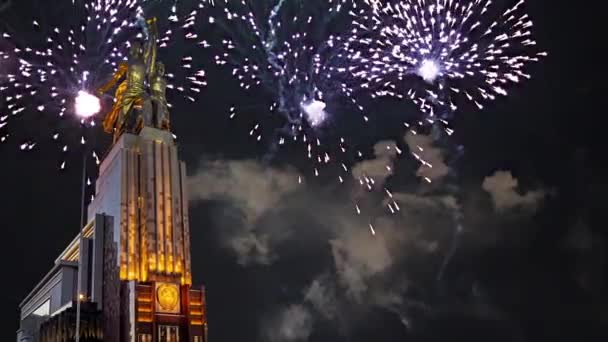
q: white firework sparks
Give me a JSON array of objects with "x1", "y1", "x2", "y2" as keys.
[
  {"x1": 343, "y1": 0, "x2": 547, "y2": 117},
  {"x1": 212, "y1": 0, "x2": 362, "y2": 124},
  {"x1": 74, "y1": 90, "x2": 101, "y2": 118},
  {"x1": 208, "y1": 0, "x2": 371, "y2": 184},
  {"x1": 300, "y1": 99, "x2": 328, "y2": 127},
  {"x1": 0, "y1": 0, "x2": 208, "y2": 165}
]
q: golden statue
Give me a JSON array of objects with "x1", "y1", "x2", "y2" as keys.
[
  {"x1": 150, "y1": 61, "x2": 170, "y2": 130},
  {"x1": 145, "y1": 17, "x2": 159, "y2": 80},
  {"x1": 96, "y1": 18, "x2": 159, "y2": 141},
  {"x1": 145, "y1": 17, "x2": 171, "y2": 130}
]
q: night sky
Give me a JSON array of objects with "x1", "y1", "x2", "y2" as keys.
[{"x1": 1, "y1": 0, "x2": 606, "y2": 341}]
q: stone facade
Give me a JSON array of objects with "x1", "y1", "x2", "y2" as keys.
[{"x1": 18, "y1": 128, "x2": 207, "y2": 342}]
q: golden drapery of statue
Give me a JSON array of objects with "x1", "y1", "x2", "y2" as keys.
[
  {"x1": 96, "y1": 17, "x2": 170, "y2": 141},
  {"x1": 96, "y1": 62, "x2": 132, "y2": 135}
]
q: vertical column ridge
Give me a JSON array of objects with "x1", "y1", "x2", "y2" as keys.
[{"x1": 155, "y1": 142, "x2": 165, "y2": 272}]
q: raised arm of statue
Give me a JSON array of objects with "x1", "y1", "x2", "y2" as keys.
[
  {"x1": 144, "y1": 17, "x2": 159, "y2": 79},
  {"x1": 96, "y1": 62, "x2": 128, "y2": 96}
]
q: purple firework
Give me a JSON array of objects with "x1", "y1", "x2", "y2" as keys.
[{"x1": 342, "y1": 0, "x2": 546, "y2": 119}]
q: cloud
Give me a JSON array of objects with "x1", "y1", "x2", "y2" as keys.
[
  {"x1": 351, "y1": 140, "x2": 399, "y2": 186},
  {"x1": 264, "y1": 305, "x2": 314, "y2": 342},
  {"x1": 350, "y1": 131, "x2": 451, "y2": 188},
  {"x1": 482, "y1": 171, "x2": 545, "y2": 211},
  {"x1": 186, "y1": 156, "x2": 454, "y2": 327},
  {"x1": 330, "y1": 227, "x2": 393, "y2": 302},
  {"x1": 189, "y1": 159, "x2": 300, "y2": 224},
  {"x1": 304, "y1": 274, "x2": 338, "y2": 320},
  {"x1": 404, "y1": 131, "x2": 450, "y2": 182},
  {"x1": 188, "y1": 146, "x2": 528, "y2": 338},
  {"x1": 327, "y1": 194, "x2": 455, "y2": 303},
  {"x1": 188, "y1": 159, "x2": 301, "y2": 265},
  {"x1": 228, "y1": 231, "x2": 276, "y2": 266}
]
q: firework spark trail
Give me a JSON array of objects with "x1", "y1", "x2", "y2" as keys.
[
  {"x1": 264, "y1": 0, "x2": 289, "y2": 118},
  {"x1": 437, "y1": 223, "x2": 463, "y2": 282},
  {"x1": 0, "y1": 0, "x2": 208, "y2": 167},
  {"x1": 213, "y1": 0, "x2": 362, "y2": 124},
  {"x1": 343, "y1": 0, "x2": 546, "y2": 120},
  {"x1": 210, "y1": 0, "x2": 376, "y2": 189}
]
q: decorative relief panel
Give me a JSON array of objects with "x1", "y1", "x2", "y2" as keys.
[{"x1": 155, "y1": 283, "x2": 180, "y2": 314}]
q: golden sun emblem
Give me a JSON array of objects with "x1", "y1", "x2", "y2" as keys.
[{"x1": 156, "y1": 283, "x2": 180, "y2": 313}]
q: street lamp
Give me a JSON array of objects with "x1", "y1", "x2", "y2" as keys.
[{"x1": 73, "y1": 90, "x2": 101, "y2": 342}]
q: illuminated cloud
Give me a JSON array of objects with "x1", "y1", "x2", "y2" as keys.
[{"x1": 482, "y1": 171, "x2": 545, "y2": 211}]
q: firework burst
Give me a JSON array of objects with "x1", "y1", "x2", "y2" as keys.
[
  {"x1": 208, "y1": 0, "x2": 372, "y2": 176},
  {"x1": 0, "y1": 0, "x2": 208, "y2": 167},
  {"x1": 343, "y1": 0, "x2": 546, "y2": 119},
  {"x1": 207, "y1": 0, "x2": 414, "y2": 229}
]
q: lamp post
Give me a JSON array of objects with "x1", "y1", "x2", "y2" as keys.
[
  {"x1": 75, "y1": 146, "x2": 87, "y2": 342},
  {"x1": 74, "y1": 90, "x2": 100, "y2": 342}
]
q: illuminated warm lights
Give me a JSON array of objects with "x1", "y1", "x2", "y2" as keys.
[
  {"x1": 115, "y1": 142, "x2": 192, "y2": 285},
  {"x1": 64, "y1": 247, "x2": 80, "y2": 262},
  {"x1": 156, "y1": 283, "x2": 180, "y2": 313},
  {"x1": 137, "y1": 285, "x2": 154, "y2": 322}
]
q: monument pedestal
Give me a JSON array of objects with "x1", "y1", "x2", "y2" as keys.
[{"x1": 89, "y1": 128, "x2": 206, "y2": 342}]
